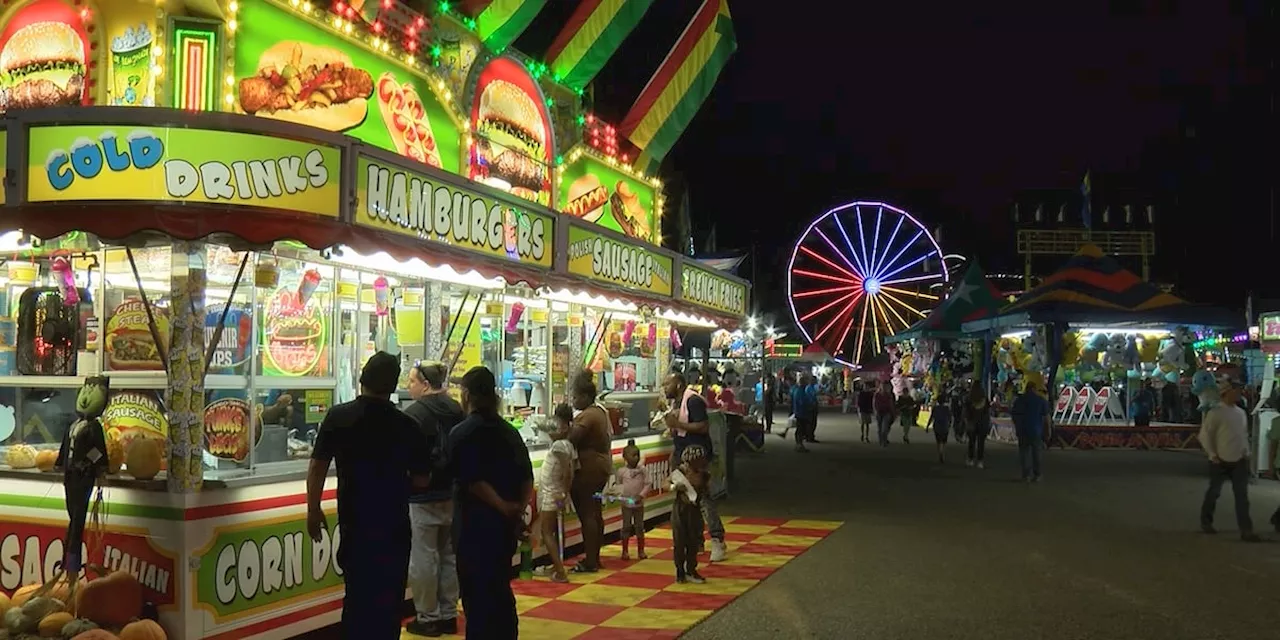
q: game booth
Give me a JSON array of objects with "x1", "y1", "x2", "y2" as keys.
[
  {"x1": 961, "y1": 245, "x2": 1236, "y2": 451},
  {"x1": 0, "y1": 0, "x2": 750, "y2": 638}
]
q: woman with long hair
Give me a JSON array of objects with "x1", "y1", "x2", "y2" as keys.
[
  {"x1": 964, "y1": 382, "x2": 992, "y2": 468},
  {"x1": 568, "y1": 370, "x2": 613, "y2": 572}
]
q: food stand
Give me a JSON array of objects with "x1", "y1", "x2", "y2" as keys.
[{"x1": 0, "y1": 0, "x2": 748, "y2": 637}]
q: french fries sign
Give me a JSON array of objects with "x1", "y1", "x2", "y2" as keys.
[
  {"x1": 26, "y1": 125, "x2": 342, "y2": 217},
  {"x1": 681, "y1": 262, "x2": 748, "y2": 316}
]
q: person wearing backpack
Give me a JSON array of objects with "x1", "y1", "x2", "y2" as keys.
[{"x1": 403, "y1": 361, "x2": 466, "y2": 637}]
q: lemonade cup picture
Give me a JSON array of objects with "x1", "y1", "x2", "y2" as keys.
[{"x1": 111, "y1": 24, "x2": 153, "y2": 106}]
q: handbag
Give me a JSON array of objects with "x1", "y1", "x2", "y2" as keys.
[{"x1": 787, "y1": 414, "x2": 798, "y2": 428}]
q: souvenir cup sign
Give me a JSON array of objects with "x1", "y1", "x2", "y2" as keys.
[
  {"x1": 1261, "y1": 312, "x2": 1280, "y2": 353},
  {"x1": 1091, "y1": 387, "x2": 1112, "y2": 418},
  {"x1": 1055, "y1": 386, "x2": 1075, "y2": 413},
  {"x1": 26, "y1": 125, "x2": 341, "y2": 217},
  {"x1": 1072, "y1": 388, "x2": 1090, "y2": 415}
]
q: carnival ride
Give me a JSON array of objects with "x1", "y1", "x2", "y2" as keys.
[{"x1": 787, "y1": 201, "x2": 946, "y2": 366}]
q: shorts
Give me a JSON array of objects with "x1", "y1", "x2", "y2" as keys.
[
  {"x1": 934, "y1": 427, "x2": 950, "y2": 443},
  {"x1": 538, "y1": 486, "x2": 567, "y2": 513},
  {"x1": 620, "y1": 503, "x2": 645, "y2": 537},
  {"x1": 860, "y1": 412, "x2": 872, "y2": 426}
]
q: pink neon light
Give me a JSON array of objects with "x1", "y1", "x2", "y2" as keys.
[
  {"x1": 813, "y1": 227, "x2": 864, "y2": 279},
  {"x1": 800, "y1": 245, "x2": 861, "y2": 283},
  {"x1": 800, "y1": 289, "x2": 859, "y2": 323},
  {"x1": 814, "y1": 291, "x2": 863, "y2": 342},
  {"x1": 793, "y1": 284, "x2": 861, "y2": 298},
  {"x1": 794, "y1": 269, "x2": 857, "y2": 285}
]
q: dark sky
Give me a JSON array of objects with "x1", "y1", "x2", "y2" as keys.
[{"x1": 518, "y1": 1, "x2": 1270, "y2": 317}]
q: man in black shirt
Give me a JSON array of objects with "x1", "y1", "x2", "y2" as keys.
[
  {"x1": 403, "y1": 361, "x2": 466, "y2": 637},
  {"x1": 307, "y1": 352, "x2": 430, "y2": 639},
  {"x1": 662, "y1": 372, "x2": 726, "y2": 562},
  {"x1": 857, "y1": 383, "x2": 875, "y2": 443},
  {"x1": 448, "y1": 366, "x2": 533, "y2": 640}
]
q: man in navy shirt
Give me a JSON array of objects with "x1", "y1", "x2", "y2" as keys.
[{"x1": 1011, "y1": 377, "x2": 1052, "y2": 482}]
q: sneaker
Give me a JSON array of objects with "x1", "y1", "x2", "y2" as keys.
[
  {"x1": 795, "y1": 443, "x2": 809, "y2": 453},
  {"x1": 638, "y1": 550, "x2": 648, "y2": 560},
  {"x1": 710, "y1": 539, "x2": 727, "y2": 562},
  {"x1": 550, "y1": 571, "x2": 570, "y2": 583},
  {"x1": 1241, "y1": 533, "x2": 1263, "y2": 543},
  {"x1": 406, "y1": 620, "x2": 441, "y2": 637},
  {"x1": 1201, "y1": 524, "x2": 1218, "y2": 534},
  {"x1": 976, "y1": 461, "x2": 985, "y2": 469},
  {"x1": 676, "y1": 574, "x2": 688, "y2": 584},
  {"x1": 966, "y1": 459, "x2": 974, "y2": 467},
  {"x1": 435, "y1": 619, "x2": 457, "y2": 635},
  {"x1": 687, "y1": 572, "x2": 707, "y2": 584}
]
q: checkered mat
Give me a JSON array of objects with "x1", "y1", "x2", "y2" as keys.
[{"x1": 401, "y1": 516, "x2": 841, "y2": 639}]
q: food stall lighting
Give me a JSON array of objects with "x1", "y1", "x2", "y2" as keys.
[
  {"x1": 536, "y1": 288, "x2": 638, "y2": 312},
  {"x1": 153, "y1": 45, "x2": 164, "y2": 57},
  {"x1": 406, "y1": 55, "x2": 416, "y2": 64},
  {"x1": 224, "y1": 74, "x2": 234, "y2": 85},
  {"x1": 1076, "y1": 327, "x2": 1168, "y2": 337},
  {"x1": 657, "y1": 309, "x2": 718, "y2": 328},
  {"x1": 228, "y1": 19, "x2": 238, "y2": 31},
  {"x1": 431, "y1": 44, "x2": 442, "y2": 57},
  {"x1": 1000, "y1": 330, "x2": 1031, "y2": 339},
  {"x1": 224, "y1": 94, "x2": 234, "y2": 104},
  {"x1": 330, "y1": 247, "x2": 506, "y2": 289},
  {"x1": 438, "y1": 0, "x2": 450, "y2": 12},
  {"x1": 229, "y1": 0, "x2": 239, "y2": 11},
  {"x1": 151, "y1": 64, "x2": 163, "y2": 78},
  {"x1": 290, "y1": 0, "x2": 299, "y2": 6},
  {"x1": 303, "y1": 0, "x2": 313, "y2": 10},
  {"x1": 0, "y1": 231, "x2": 33, "y2": 252}
]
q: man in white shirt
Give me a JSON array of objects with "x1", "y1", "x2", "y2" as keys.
[{"x1": 1198, "y1": 381, "x2": 1261, "y2": 542}]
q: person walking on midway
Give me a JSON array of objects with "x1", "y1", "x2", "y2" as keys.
[
  {"x1": 964, "y1": 384, "x2": 992, "y2": 468},
  {"x1": 568, "y1": 370, "x2": 614, "y2": 573},
  {"x1": 1011, "y1": 376, "x2": 1051, "y2": 482},
  {"x1": 669, "y1": 444, "x2": 710, "y2": 584},
  {"x1": 805, "y1": 375, "x2": 822, "y2": 442},
  {"x1": 788, "y1": 374, "x2": 817, "y2": 452},
  {"x1": 449, "y1": 366, "x2": 534, "y2": 638},
  {"x1": 873, "y1": 381, "x2": 897, "y2": 447},
  {"x1": 857, "y1": 383, "x2": 874, "y2": 443},
  {"x1": 662, "y1": 372, "x2": 728, "y2": 562},
  {"x1": 761, "y1": 374, "x2": 776, "y2": 433},
  {"x1": 1199, "y1": 380, "x2": 1262, "y2": 542},
  {"x1": 926, "y1": 391, "x2": 953, "y2": 463},
  {"x1": 307, "y1": 352, "x2": 431, "y2": 639},
  {"x1": 402, "y1": 361, "x2": 466, "y2": 637}
]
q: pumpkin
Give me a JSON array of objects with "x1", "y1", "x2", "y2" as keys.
[
  {"x1": 34, "y1": 450, "x2": 58, "y2": 472},
  {"x1": 119, "y1": 619, "x2": 165, "y2": 640},
  {"x1": 11, "y1": 585, "x2": 39, "y2": 607},
  {"x1": 61, "y1": 618, "x2": 99, "y2": 638},
  {"x1": 71, "y1": 631, "x2": 119, "y2": 640},
  {"x1": 5, "y1": 444, "x2": 37, "y2": 468},
  {"x1": 37, "y1": 611, "x2": 71, "y2": 636},
  {"x1": 74, "y1": 572, "x2": 141, "y2": 628},
  {"x1": 124, "y1": 438, "x2": 162, "y2": 480},
  {"x1": 105, "y1": 436, "x2": 124, "y2": 474}
]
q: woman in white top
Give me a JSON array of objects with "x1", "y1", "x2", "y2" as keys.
[{"x1": 534, "y1": 404, "x2": 577, "y2": 582}]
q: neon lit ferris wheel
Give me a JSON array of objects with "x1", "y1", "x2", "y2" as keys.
[{"x1": 786, "y1": 201, "x2": 947, "y2": 367}]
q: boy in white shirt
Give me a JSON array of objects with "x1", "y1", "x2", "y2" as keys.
[{"x1": 1198, "y1": 380, "x2": 1261, "y2": 542}]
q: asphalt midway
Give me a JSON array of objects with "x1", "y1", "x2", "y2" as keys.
[{"x1": 683, "y1": 411, "x2": 1280, "y2": 639}]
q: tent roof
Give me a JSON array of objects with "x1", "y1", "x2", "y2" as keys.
[
  {"x1": 886, "y1": 262, "x2": 1004, "y2": 343},
  {"x1": 961, "y1": 244, "x2": 1238, "y2": 331}
]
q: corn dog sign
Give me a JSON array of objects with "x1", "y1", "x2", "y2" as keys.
[{"x1": 26, "y1": 125, "x2": 341, "y2": 217}]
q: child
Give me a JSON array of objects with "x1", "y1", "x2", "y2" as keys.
[
  {"x1": 669, "y1": 444, "x2": 709, "y2": 584},
  {"x1": 616, "y1": 439, "x2": 649, "y2": 560},
  {"x1": 533, "y1": 404, "x2": 576, "y2": 583},
  {"x1": 926, "y1": 393, "x2": 952, "y2": 464}
]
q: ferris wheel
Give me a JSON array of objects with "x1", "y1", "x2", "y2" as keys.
[{"x1": 786, "y1": 201, "x2": 947, "y2": 366}]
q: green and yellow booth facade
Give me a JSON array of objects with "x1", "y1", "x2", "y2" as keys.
[{"x1": 0, "y1": 1, "x2": 749, "y2": 638}]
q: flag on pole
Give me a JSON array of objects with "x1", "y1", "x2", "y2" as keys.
[
  {"x1": 475, "y1": 0, "x2": 547, "y2": 52},
  {"x1": 1080, "y1": 171, "x2": 1092, "y2": 229},
  {"x1": 621, "y1": 0, "x2": 736, "y2": 174},
  {"x1": 546, "y1": 0, "x2": 655, "y2": 90}
]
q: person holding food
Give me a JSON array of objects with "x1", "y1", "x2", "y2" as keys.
[
  {"x1": 661, "y1": 372, "x2": 728, "y2": 563},
  {"x1": 567, "y1": 370, "x2": 613, "y2": 573}
]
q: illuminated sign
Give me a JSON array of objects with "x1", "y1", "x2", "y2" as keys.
[
  {"x1": 681, "y1": 262, "x2": 747, "y2": 316},
  {"x1": 566, "y1": 225, "x2": 673, "y2": 297},
  {"x1": 27, "y1": 125, "x2": 341, "y2": 217},
  {"x1": 559, "y1": 154, "x2": 656, "y2": 243},
  {"x1": 355, "y1": 154, "x2": 552, "y2": 268}
]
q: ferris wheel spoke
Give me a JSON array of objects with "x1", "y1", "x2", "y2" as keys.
[
  {"x1": 813, "y1": 228, "x2": 864, "y2": 279},
  {"x1": 799, "y1": 289, "x2": 859, "y2": 323},
  {"x1": 872, "y1": 215, "x2": 905, "y2": 278},
  {"x1": 869, "y1": 206, "x2": 884, "y2": 278},
  {"x1": 794, "y1": 269, "x2": 857, "y2": 285},
  {"x1": 855, "y1": 207, "x2": 872, "y2": 281},
  {"x1": 877, "y1": 248, "x2": 937, "y2": 284},
  {"x1": 853, "y1": 296, "x2": 871, "y2": 360},
  {"x1": 871, "y1": 229, "x2": 923, "y2": 282},
  {"x1": 869, "y1": 296, "x2": 886, "y2": 355},
  {"x1": 793, "y1": 284, "x2": 861, "y2": 298},
  {"x1": 831, "y1": 300, "x2": 860, "y2": 357},
  {"x1": 813, "y1": 292, "x2": 862, "y2": 342},
  {"x1": 881, "y1": 286, "x2": 939, "y2": 301},
  {"x1": 832, "y1": 211, "x2": 871, "y2": 277},
  {"x1": 880, "y1": 289, "x2": 928, "y2": 318},
  {"x1": 878, "y1": 293, "x2": 913, "y2": 330},
  {"x1": 879, "y1": 273, "x2": 944, "y2": 287},
  {"x1": 799, "y1": 246, "x2": 862, "y2": 283}
]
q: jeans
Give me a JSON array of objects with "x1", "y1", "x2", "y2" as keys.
[
  {"x1": 1018, "y1": 439, "x2": 1042, "y2": 479},
  {"x1": 967, "y1": 432, "x2": 987, "y2": 461},
  {"x1": 701, "y1": 491, "x2": 725, "y2": 541},
  {"x1": 1201, "y1": 459, "x2": 1254, "y2": 534},
  {"x1": 876, "y1": 413, "x2": 894, "y2": 445},
  {"x1": 409, "y1": 501, "x2": 458, "y2": 622},
  {"x1": 793, "y1": 414, "x2": 813, "y2": 444},
  {"x1": 763, "y1": 403, "x2": 774, "y2": 430}
]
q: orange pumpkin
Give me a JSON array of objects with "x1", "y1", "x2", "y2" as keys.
[
  {"x1": 38, "y1": 610, "x2": 73, "y2": 636},
  {"x1": 12, "y1": 583, "x2": 40, "y2": 606},
  {"x1": 75, "y1": 571, "x2": 142, "y2": 628},
  {"x1": 119, "y1": 619, "x2": 166, "y2": 640},
  {"x1": 35, "y1": 449, "x2": 58, "y2": 472},
  {"x1": 72, "y1": 631, "x2": 120, "y2": 640},
  {"x1": 124, "y1": 438, "x2": 163, "y2": 480},
  {"x1": 105, "y1": 435, "x2": 125, "y2": 474}
]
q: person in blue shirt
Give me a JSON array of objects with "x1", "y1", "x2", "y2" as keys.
[
  {"x1": 787, "y1": 374, "x2": 817, "y2": 452},
  {"x1": 1011, "y1": 377, "x2": 1052, "y2": 482},
  {"x1": 804, "y1": 378, "x2": 821, "y2": 443}
]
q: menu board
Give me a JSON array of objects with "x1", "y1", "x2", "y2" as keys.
[
  {"x1": 566, "y1": 224, "x2": 673, "y2": 297},
  {"x1": 559, "y1": 155, "x2": 655, "y2": 243}
]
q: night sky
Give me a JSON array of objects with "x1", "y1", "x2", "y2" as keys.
[{"x1": 519, "y1": 1, "x2": 1271, "y2": 321}]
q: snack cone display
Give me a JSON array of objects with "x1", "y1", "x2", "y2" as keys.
[
  {"x1": 648, "y1": 323, "x2": 658, "y2": 348},
  {"x1": 373, "y1": 276, "x2": 389, "y2": 316},
  {"x1": 298, "y1": 268, "x2": 322, "y2": 307},
  {"x1": 51, "y1": 256, "x2": 78, "y2": 305},
  {"x1": 671, "y1": 327, "x2": 683, "y2": 351},
  {"x1": 621, "y1": 319, "x2": 636, "y2": 346},
  {"x1": 506, "y1": 301, "x2": 525, "y2": 334}
]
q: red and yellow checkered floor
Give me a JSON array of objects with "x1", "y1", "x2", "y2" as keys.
[{"x1": 402, "y1": 516, "x2": 841, "y2": 639}]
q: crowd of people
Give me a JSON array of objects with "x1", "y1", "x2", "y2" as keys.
[{"x1": 305, "y1": 354, "x2": 731, "y2": 639}]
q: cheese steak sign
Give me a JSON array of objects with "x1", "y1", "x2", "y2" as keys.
[
  {"x1": 27, "y1": 125, "x2": 341, "y2": 216},
  {"x1": 356, "y1": 155, "x2": 552, "y2": 268},
  {"x1": 681, "y1": 262, "x2": 747, "y2": 316},
  {"x1": 566, "y1": 225, "x2": 673, "y2": 296}
]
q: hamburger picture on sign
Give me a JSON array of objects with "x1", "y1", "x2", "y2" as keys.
[
  {"x1": 0, "y1": 0, "x2": 91, "y2": 113},
  {"x1": 469, "y1": 57, "x2": 554, "y2": 206}
]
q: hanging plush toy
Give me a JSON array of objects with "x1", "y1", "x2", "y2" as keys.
[
  {"x1": 1103, "y1": 334, "x2": 1126, "y2": 370},
  {"x1": 1023, "y1": 329, "x2": 1046, "y2": 374},
  {"x1": 42, "y1": 376, "x2": 110, "y2": 604},
  {"x1": 1138, "y1": 335, "x2": 1160, "y2": 363},
  {"x1": 1191, "y1": 370, "x2": 1220, "y2": 412},
  {"x1": 1159, "y1": 337, "x2": 1187, "y2": 375},
  {"x1": 1060, "y1": 331, "x2": 1081, "y2": 367},
  {"x1": 1173, "y1": 326, "x2": 1199, "y2": 376},
  {"x1": 1079, "y1": 334, "x2": 1107, "y2": 372}
]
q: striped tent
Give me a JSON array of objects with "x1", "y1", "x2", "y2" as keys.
[
  {"x1": 962, "y1": 245, "x2": 1237, "y2": 331},
  {"x1": 887, "y1": 262, "x2": 1004, "y2": 342}
]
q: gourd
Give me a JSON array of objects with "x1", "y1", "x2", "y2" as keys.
[
  {"x1": 5, "y1": 606, "x2": 31, "y2": 634},
  {"x1": 60, "y1": 618, "x2": 99, "y2": 638},
  {"x1": 119, "y1": 619, "x2": 165, "y2": 640},
  {"x1": 13, "y1": 581, "x2": 76, "y2": 610},
  {"x1": 37, "y1": 611, "x2": 71, "y2": 636},
  {"x1": 106, "y1": 437, "x2": 124, "y2": 474},
  {"x1": 70, "y1": 631, "x2": 119, "y2": 640},
  {"x1": 124, "y1": 439, "x2": 162, "y2": 481},
  {"x1": 11, "y1": 585, "x2": 39, "y2": 607},
  {"x1": 5, "y1": 444, "x2": 36, "y2": 469},
  {"x1": 20, "y1": 598, "x2": 64, "y2": 623},
  {"x1": 74, "y1": 572, "x2": 141, "y2": 628},
  {"x1": 4, "y1": 597, "x2": 63, "y2": 634},
  {"x1": 34, "y1": 450, "x2": 58, "y2": 472},
  {"x1": 0, "y1": 592, "x2": 11, "y2": 616}
]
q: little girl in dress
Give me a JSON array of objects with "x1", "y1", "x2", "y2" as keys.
[{"x1": 533, "y1": 404, "x2": 577, "y2": 582}]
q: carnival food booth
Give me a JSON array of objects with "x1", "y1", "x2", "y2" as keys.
[
  {"x1": 961, "y1": 245, "x2": 1235, "y2": 451},
  {"x1": 0, "y1": 0, "x2": 748, "y2": 637}
]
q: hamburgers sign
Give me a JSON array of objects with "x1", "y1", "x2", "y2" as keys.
[{"x1": 0, "y1": 0, "x2": 91, "y2": 113}]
